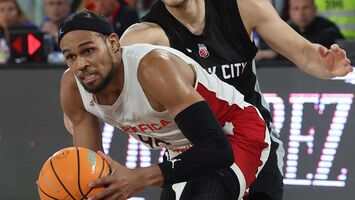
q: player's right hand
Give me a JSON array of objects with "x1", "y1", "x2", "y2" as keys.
[{"x1": 88, "y1": 151, "x2": 146, "y2": 200}]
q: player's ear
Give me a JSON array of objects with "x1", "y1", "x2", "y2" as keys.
[{"x1": 107, "y1": 33, "x2": 120, "y2": 53}]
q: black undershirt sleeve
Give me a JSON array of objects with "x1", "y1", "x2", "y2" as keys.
[{"x1": 158, "y1": 101, "x2": 234, "y2": 186}]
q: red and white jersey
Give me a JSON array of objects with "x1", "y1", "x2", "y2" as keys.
[{"x1": 75, "y1": 44, "x2": 257, "y2": 151}]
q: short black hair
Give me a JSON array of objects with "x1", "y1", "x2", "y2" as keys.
[{"x1": 58, "y1": 9, "x2": 114, "y2": 44}]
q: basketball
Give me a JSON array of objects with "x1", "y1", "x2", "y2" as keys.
[{"x1": 37, "y1": 147, "x2": 110, "y2": 200}]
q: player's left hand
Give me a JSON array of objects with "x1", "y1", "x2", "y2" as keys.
[
  {"x1": 318, "y1": 44, "x2": 353, "y2": 78},
  {"x1": 88, "y1": 151, "x2": 145, "y2": 200}
]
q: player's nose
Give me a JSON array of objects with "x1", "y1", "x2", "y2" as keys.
[{"x1": 76, "y1": 56, "x2": 90, "y2": 71}]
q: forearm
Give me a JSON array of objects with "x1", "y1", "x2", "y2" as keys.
[
  {"x1": 72, "y1": 114, "x2": 103, "y2": 152},
  {"x1": 159, "y1": 138, "x2": 233, "y2": 185},
  {"x1": 299, "y1": 43, "x2": 333, "y2": 79},
  {"x1": 261, "y1": 27, "x2": 338, "y2": 79},
  {"x1": 257, "y1": 23, "x2": 328, "y2": 78},
  {"x1": 73, "y1": 130, "x2": 103, "y2": 152},
  {"x1": 159, "y1": 101, "x2": 234, "y2": 185}
]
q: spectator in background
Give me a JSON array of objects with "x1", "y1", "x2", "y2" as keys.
[
  {"x1": 41, "y1": 0, "x2": 71, "y2": 51},
  {"x1": 93, "y1": 0, "x2": 139, "y2": 36},
  {"x1": 75, "y1": 0, "x2": 139, "y2": 10},
  {"x1": 256, "y1": 0, "x2": 344, "y2": 61},
  {"x1": 71, "y1": 0, "x2": 85, "y2": 11},
  {"x1": 72, "y1": 0, "x2": 95, "y2": 11},
  {"x1": 288, "y1": 0, "x2": 344, "y2": 47},
  {"x1": 16, "y1": 0, "x2": 44, "y2": 26},
  {"x1": 0, "y1": 0, "x2": 37, "y2": 40},
  {"x1": 74, "y1": 0, "x2": 153, "y2": 18},
  {"x1": 124, "y1": 0, "x2": 136, "y2": 8},
  {"x1": 315, "y1": 0, "x2": 355, "y2": 39},
  {"x1": 0, "y1": 0, "x2": 38, "y2": 63}
]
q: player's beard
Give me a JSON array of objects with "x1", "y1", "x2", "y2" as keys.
[{"x1": 81, "y1": 58, "x2": 115, "y2": 94}]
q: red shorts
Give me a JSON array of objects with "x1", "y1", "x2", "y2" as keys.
[{"x1": 224, "y1": 104, "x2": 271, "y2": 199}]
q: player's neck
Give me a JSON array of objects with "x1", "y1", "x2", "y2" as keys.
[{"x1": 165, "y1": 0, "x2": 205, "y2": 35}]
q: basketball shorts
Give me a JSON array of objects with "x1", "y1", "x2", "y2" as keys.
[{"x1": 162, "y1": 106, "x2": 272, "y2": 200}]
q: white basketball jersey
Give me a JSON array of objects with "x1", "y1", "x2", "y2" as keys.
[{"x1": 75, "y1": 44, "x2": 247, "y2": 151}]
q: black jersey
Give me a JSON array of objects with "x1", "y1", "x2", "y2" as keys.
[{"x1": 141, "y1": 0, "x2": 272, "y2": 124}]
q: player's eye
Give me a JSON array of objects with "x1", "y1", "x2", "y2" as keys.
[
  {"x1": 83, "y1": 48, "x2": 94, "y2": 55},
  {"x1": 65, "y1": 54, "x2": 76, "y2": 62}
]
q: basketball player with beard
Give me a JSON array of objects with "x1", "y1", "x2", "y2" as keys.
[
  {"x1": 59, "y1": 10, "x2": 272, "y2": 200},
  {"x1": 119, "y1": 0, "x2": 353, "y2": 199}
]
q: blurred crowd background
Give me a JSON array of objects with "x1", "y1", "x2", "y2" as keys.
[
  {"x1": 0, "y1": 0, "x2": 354, "y2": 65},
  {"x1": 0, "y1": 1, "x2": 354, "y2": 199}
]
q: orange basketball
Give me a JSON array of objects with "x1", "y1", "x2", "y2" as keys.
[{"x1": 37, "y1": 147, "x2": 110, "y2": 200}]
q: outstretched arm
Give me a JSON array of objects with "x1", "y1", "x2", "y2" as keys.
[
  {"x1": 238, "y1": 0, "x2": 352, "y2": 79},
  {"x1": 60, "y1": 70, "x2": 103, "y2": 152}
]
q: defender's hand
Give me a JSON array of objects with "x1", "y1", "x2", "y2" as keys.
[{"x1": 318, "y1": 44, "x2": 353, "y2": 78}]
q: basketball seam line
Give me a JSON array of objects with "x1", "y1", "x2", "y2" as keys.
[
  {"x1": 83, "y1": 154, "x2": 107, "y2": 199},
  {"x1": 38, "y1": 185, "x2": 59, "y2": 200},
  {"x1": 50, "y1": 156, "x2": 76, "y2": 200}
]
